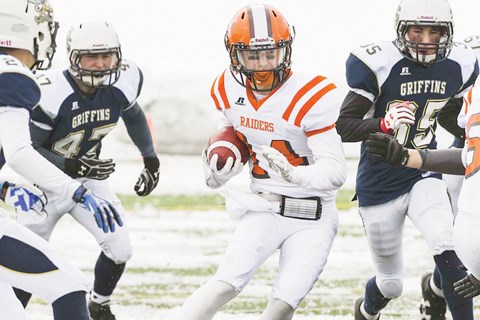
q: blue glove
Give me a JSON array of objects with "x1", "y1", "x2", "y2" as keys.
[
  {"x1": 0, "y1": 181, "x2": 47, "y2": 215},
  {"x1": 72, "y1": 186, "x2": 123, "y2": 233}
]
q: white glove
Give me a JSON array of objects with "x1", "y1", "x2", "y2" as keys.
[
  {"x1": 261, "y1": 146, "x2": 298, "y2": 183},
  {"x1": 380, "y1": 101, "x2": 416, "y2": 133},
  {"x1": 0, "y1": 181, "x2": 47, "y2": 216},
  {"x1": 202, "y1": 150, "x2": 243, "y2": 189}
]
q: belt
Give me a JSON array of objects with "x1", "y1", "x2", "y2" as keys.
[
  {"x1": 258, "y1": 193, "x2": 322, "y2": 221},
  {"x1": 258, "y1": 193, "x2": 282, "y2": 202}
]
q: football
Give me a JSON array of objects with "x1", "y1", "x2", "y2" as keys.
[{"x1": 207, "y1": 126, "x2": 250, "y2": 170}]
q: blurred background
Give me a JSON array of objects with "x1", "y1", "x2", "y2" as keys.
[{"x1": 50, "y1": 0, "x2": 480, "y2": 155}]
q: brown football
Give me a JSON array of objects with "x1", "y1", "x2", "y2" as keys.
[{"x1": 207, "y1": 126, "x2": 250, "y2": 170}]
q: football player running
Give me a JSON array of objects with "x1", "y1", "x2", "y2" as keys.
[
  {"x1": 363, "y1": 83, "x2": 480, "y2": 301},
  {"x1": 15, "y1": 20, "x2": 160, "y2": 320},
  {"x1": 335, "y1": 0, "x2": 478, "y2": 319},
  {"x1": 0, "y1": 1, "x2": 122, "y2": 319},
  {"x1": 176, "y1": 4, "x2": 347, "y2": 320}
]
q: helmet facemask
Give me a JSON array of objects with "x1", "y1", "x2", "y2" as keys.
[
  {"x1": 33, "y1": 20, "x2": 59, "y2": 71},
  {"x1": 396, "y1": 21, "x2": 453, "y2": 66},
  {"x1": 68, "y1": 47, "x2": 122, "y2": 88},
  {"x1": 229, "y1": 39, "x2": 292, "y2": 92}
]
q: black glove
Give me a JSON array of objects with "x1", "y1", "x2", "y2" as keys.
[
  {"x1": 454, "y1": 273, "x2": 480, "y2": 298},
  {"x1": 364, "y1": 132, "x2": 410, "y2": 166},
  {"x1": 65, "y1": 156, "x2": 115, "y2": 180},
  {"x1": 134, "y1": 157, "x2": 160, "y2": 196}
]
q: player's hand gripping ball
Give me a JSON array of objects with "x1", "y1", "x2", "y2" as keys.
[{"x1": 206, "y1": 126, "x2": 250, "y2": 170}]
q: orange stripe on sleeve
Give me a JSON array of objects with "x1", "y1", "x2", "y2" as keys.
[
  {"x1": 294, "y1": 83, "x2": 337, "y2": 127},
  {"x1": 210, "y1": 77, "x2": 222, "y2": 111},
  {"x1": 467, "y1": 87, "x2": 473, "y2": 105},
  {"x1": 282, "y1": 76, "x2": 326, "y2": 121},
  {"x1": 218, "y1": 72, "x2": 231, "y2": 110},
  {"x1": 305, "y1": 124, "x2": 336, "y2": 137},
  {"x1": 463, "y1": 97, "x2": 470, "y2": 115}
]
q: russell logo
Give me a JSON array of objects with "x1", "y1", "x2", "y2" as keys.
[{"x1": 235, "y1": 97, "x2": 246, "y2": 106}]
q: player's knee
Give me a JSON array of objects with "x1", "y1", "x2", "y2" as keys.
[
  {"x1": 103, "y1": 247, "x2": 132, "y2": 264},
  {"x1": 100, "y1": 236, "x2": 133, "y2": 264},
  {"x1": 378, "y1": 278, "x2": 403, "y2": 298},
  {"x1": 215, "y1": 245, "x2": 259, "y2": 290}
]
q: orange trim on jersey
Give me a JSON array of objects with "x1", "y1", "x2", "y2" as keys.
[
  {"x1": 294, "y1": 83, "x2": 337, "y2": 127},
  {"x1": 467, "y1": 87, "x2": 473, "y2": 105},
  {"x1": 464, "y1": 87, "x2": 474, "y2": 115},
  {"x1": 217, "y1": 72, "x2": 231, "y2": 109},
  {"x1": 464, "y1": 97, "x2": 470, "y2": 115},
  {"x1": 246, "y1": 82, "x2": 282, "y2": 111},
  {"x1": 305, "y1": 124, "x2": 336, "y2": 137},
  {"x1": 282, "y1": 76, "x2": 326, "y2": 122},
  {"x1": 210, "y1": 77, "x2": 222, "y2": 111}
]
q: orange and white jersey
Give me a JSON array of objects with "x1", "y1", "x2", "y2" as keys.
[
  {"x1": 458, "y1": 84, "x2": 480, "y2": 214},
  {"x1": 210, "y1": 69, "x2": 346, "y2": 203}
]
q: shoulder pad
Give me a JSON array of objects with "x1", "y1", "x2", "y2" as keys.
[
  {"x1": 282, "y1": 72, "x2": 341, "y2": 131},
  {"x1": 463, "y1": 34, "x2": 480, "y2": 56},
  {"x1": 0, "y1": 55, "x2": 40, "y2": 111},
  {"x1": 0, "y1": 54, "x2": 37, "y2": 82},
  {"x1": 448, "y1": 44, "x2": 478, "y2": 95},
  {"x1": 113, "y1": 58, "x2": 143, "y2": 105},
  {"x1": 347, "y1": 41, "x2": 403, "y2": 100},
  {"x1": 35, "y1": 69, "x2": 74, "y2": 119}
]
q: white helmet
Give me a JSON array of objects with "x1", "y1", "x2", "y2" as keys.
[
  {"x1": 66, "y1": 20, "x2": 122, "y2": 87},
  {"x1": 394, "y1": 0, "x2": 454, "y2": 66},
  {"x1": 0, "y1": 0, "x2": 59, "y2": 70}
]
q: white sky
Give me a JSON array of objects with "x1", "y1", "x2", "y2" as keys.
[
  {"x1": 46, "y1": 0, "x2": 480, "y2": 153},
  {"x1": 50, "y1": 0, "x2": 480, "y2": 94}
]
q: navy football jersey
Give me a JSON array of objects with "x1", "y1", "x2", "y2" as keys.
[
  {"x1": 31, "y1": 59, "x2": 143, "y2": 159},
  {"x1": 346, "y1": 41, "x2": 478, "y2": 206}
]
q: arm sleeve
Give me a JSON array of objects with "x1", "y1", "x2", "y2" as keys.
[
  {"x1": 0, "y1": 108, "x2": 80, "y2": 198},
  {"x1": 437, "y1": 97, "x2": 465, "y2": 139},
  {"x1": 336, "y1": 91, "x2": 383, "y2": 142},
  {"x1": 30, "y1": 120, "x2": 67, "y2": 169},
  {"x1": 421, "y1": 149, "x2": 464, "y2": 175},
  {"x1": 121, "y1": 102, "x2": 156, "y2": 158},
  {"x1": 292, "y1": 129, "x2": 347, "y2": 191}
]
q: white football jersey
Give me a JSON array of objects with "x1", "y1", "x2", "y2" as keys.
[
  {"x1": 210, "y1": 69, "x2": 343, "y2": 201},
  {"x1": 464, "y1": 34, "x2": 480, "y2": 59},
  {"x1": 458, "y1": 85, "x2": 480, "y2": 214},
  {"x1": 0, "y1": 53, "x2": 80, "y2": 200}
]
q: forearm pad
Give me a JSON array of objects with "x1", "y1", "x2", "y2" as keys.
[{"x1": 421, "y1": 149, "x2": 464, "y2": 175}]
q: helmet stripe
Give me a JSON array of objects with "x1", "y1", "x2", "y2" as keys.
[{"x1": 249, "y1": 4, "x2": 271, "y2": 39}]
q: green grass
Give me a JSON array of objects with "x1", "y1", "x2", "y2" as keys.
[{"x1": 118, "y1": 188, "x2": 357, "y2": 212}]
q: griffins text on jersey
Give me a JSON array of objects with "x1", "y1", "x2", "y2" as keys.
[
  {"x1": 400, "y1": 80, "x2": 446, "y2": 96},
  {"x1": 72, "y1": 109, "x2": 111, "y2": 129}
]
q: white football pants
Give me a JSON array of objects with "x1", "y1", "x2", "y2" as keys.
[
  {"x1": 18, "y1": 178, "x2": 132, "y2": 264},
  {"x1": 176, "y1": 203, "x2": 338, "y2": 319},
  {"x1": 0, "y1": 217, "x2": 89, "y2": 319},
  {"x1": 454, "y1": 210, "x2": 480, "y2": 280},
  {"x1": 358, "y1": 178, "x2": 454, "y2": 298}
]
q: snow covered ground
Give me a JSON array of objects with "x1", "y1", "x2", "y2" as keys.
[{"x1": 10, "y1": 152, "x2": 476, "y2": 319}]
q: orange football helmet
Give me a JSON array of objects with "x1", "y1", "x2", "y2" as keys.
[{"x1": 224, "y1": 4, "x2": 294, "y2": 92}]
